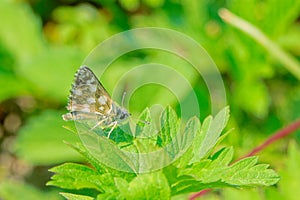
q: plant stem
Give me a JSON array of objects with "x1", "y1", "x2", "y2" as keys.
[
  {"x1": 189, "y1": 189, "x2": 211, "y2": 200},
  {"x1": 218, "y1": 8, "x2": 300, "y2": 80},
  {"x1": 189, "y1": 118, "x2": 300, "y2": 199},
  {"x1": 240, "y1": 118, "x2": 300, "y2": 159}
]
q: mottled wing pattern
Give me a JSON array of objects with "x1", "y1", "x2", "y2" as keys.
[
  {"x1": 63, "y1": 65, "x2": 130, "y2": 138},
  {"x1": 63, "y1": 66, "x2": 112, "y2": 120}
]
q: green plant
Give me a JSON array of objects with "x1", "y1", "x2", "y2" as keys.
[{"x1": 47, "y1": 106, "x2": 279, "y2": 199}]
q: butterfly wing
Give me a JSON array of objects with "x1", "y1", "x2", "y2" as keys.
[{"x1": 65, "y1": 66, "x2": 113, "y2": 119}]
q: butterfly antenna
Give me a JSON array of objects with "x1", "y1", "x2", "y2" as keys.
[
  {"x1": 130, "y1": 116, "x2": 150, "y2": 125},
  {"x1": 139, "y1": 119, "x2": 150, "y2": 125},
  {"x1": 121, "y1": 91, "x2": 126, "y2": 107}
]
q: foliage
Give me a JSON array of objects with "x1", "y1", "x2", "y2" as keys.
[
  {"x1": 14, "y1": 110, "x2": 82, "y2": 165},
  {"x1": 47, "y1": 107, "x2": 279, "y2": 199},
  {"x1": 0, "y1": 181, "x2": 62, "y2": 200},
  {"x1": 200, "y1": 141, "x2": 300, "y2": 200},
  {"x1": 0, "y1": 0, "x2": 299, "y2": 199}
]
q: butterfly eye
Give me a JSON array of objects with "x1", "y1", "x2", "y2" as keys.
[{"x1": 119, "y1": 114, "x2": 125, "y2": 119}]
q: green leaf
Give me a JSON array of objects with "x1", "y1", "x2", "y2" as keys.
[
  {"x1": 68, "y1": 142, "x2": 134, "y2": 185},
  {"x1": 226, "y1": 157, "x2": 258, "y2": 172},
  {"x1": 174, "y1": 148, "x2": 279, "y2": 194},
  {"x1": 65, "y1": 141, "x2": 110, "y2": 174},
  {"x1": 47, "y1": 163, "x2": 113, "y2": 192},
  {"x1": 165, "y1": 116, "x2": 200, "y2": 167},
  {"x1": 48, "y1": 106, "x2": 279, "y2": 198},
  {"x1": 0, "y1": 1, "x2": 85, "y2": 102},
  {"x1": 135, "y1": 108, "x2": 157, "y2": 139},
  {"x1": 0, "y1": 72, "x2": 31, "y2": 101},
  {"x1": 190, "y1": 106, "x2": 230, "y2": 163},
  {"x1": 0, "y1": 1, "x2": 45, "y2": 63},
  {"x1": 222, "y1": 157, "x2": 280, "y2": 186},
  {"x1": 96, "y1": 193, "x2": 119, "y2": 200},
  {"x1": 0, "y1": 181, "x2": 62, "y2": 200},
  {"x1": 14, "y1": 110, "x2": 83, "y2": 165},
  {"x1": 221, "y1": 141, "x2": 300, "y2": 200},
  {"x1": 179, "y1": 117, "x2": 200, "y2": 152},
  {"x1": 175, "y1": 117, "x2": 201, "y2": 168},
  {"x1": 158, "y1": 106, "x2": 180, "y2": 147},
  {"x1": 19, "y1": 47, "x2": 84, "y2": 101},
  {"x1": 133, "y1": 108, "x2": 158, "y2": 151},
  {"x1": 189, "y1": 115, "x2": 212, "y2": 163},
  {"x1": 275, "y1": 141, "x2": 300, "y2": 200},
  {"x1": 76, "y1": 127, "x2": 139, "y2": 173},
  {"x1": 60, "y1": 193, "x2": 94, "y2": 200},
  {"x1": 180, "y1": 147, "x2": 234, "y2": 183},
  {"x1": 125, "y1": 171, "x2": 170, "y2": 200},
  {"x1": 114, "y1": 177, "x2": 129, "y2": 197}
]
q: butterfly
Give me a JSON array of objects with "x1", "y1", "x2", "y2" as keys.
[{"x1": 62, "y1": 66, "x2": 130, "y2": 137}]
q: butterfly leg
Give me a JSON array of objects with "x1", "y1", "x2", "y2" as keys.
[
  {"x1": 90, "y1": 118, "x2": 108, "y2": 131},
  {"x1": 107, "y1": 121, "x2": 118, "y2": 138}
]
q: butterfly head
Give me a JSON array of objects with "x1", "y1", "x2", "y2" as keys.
[{"x1": 118, "y1": 107, "x2": 131, "y2": 121}]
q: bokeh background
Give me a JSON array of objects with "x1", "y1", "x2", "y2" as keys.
[{"x1": 0, "y1": 0, "x2": 300, "y2": 199}]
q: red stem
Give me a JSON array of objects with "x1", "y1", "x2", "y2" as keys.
[
  {"x1": 241, "y1": 119, "x2": 300, "y2": 159},
  {"x1": 189, "y1": 118, "x2": 300, "y2": 200},
  {"x1": 189, "y1": 189, "x2": 211, "y2": 200}
]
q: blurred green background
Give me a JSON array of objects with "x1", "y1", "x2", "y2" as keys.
[{"x1": 0, "y1": 0, "x2": 299, "y2": 199}]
